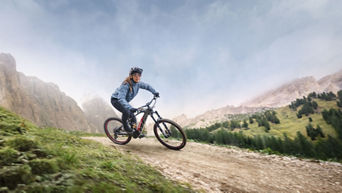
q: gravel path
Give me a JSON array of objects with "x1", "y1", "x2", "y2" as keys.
[{"x1": 83, "y1": 137, "x2": 342, "y2": 193}]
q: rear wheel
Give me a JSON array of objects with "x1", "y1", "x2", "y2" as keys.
[
  {"x1": 154, "y1": 119, "x2": 187, "y2": 150},
  {"x1": 104, "y1": 117, "x2": 131, "y2": 145}
]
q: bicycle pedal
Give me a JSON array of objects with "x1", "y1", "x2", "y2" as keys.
[
  {"x1": 132, "y1": 130, "x2": 140, "y2": 138},
  {"x1": 138, "y1": 134, "x2": 145, "y2": 139}
]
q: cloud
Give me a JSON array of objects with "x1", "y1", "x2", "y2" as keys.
[{"x1": 0, "y1": 0, "x2": 342, "y2": 118}]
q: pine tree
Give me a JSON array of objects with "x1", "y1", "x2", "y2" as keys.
[
  {"x1": 338, "y1": 101, "x2": 342, "y2": 108},
  {"x1": 338, "y1": 90, "x2": 342, "y2": 101},
  {"x1": 298, "y1": 103, "x2": 314, "y2": 117},
  {"x1": 170, "y1": 126, "x2": 179, "y2": 138},
  {"x1": 308, "y1": 92, "x2": 317, "y2": 98},
  {"x1": 222, "y1": 121, "x2": 229, "y2": 129},
  {"x1": 283, "y1": 133, "x2": 297, "y2": 155},
  {"x1": 306, "y1": 123, "x2": 315, "y2": 140},
  {"x1": 297, "y1": 113, "x2": 302, "y2": 118},
  {"x1": 242, "y1": 120, "x2": 248, "y2": 128},
  {"x1": 295, "y1": 131, "x2": 315, "y2": 157},
  {"x1": 254, "y1": 135, "x2": 264, "y2": 150},
  {"x1": 263, "y1": 118, "x2": 270, "y2": 132},
  {"x1": 276, "y1": 137, "x2": 284, "y2": 153},
  {"x1": 325, "y1": 135, "x2": 342, "y2": 159},
  {"x1": 337, "y1": 90, "x2": 342, "y2": 107},
  {"x1": 214, "y1": 129, "x2": 225, "y2": 144},
  {"x1": 312, "y1": 101, "x2": 318, "y2": 109},
  {"x1": 316, "y1": 125, "x2": 325, "y2": 138},
  {"x1": 230, "y1": 120, "x2": 241, "y2": 129},
  {"x1": 322, "y1": 108, "x2": 342, "y2": 139},
  {"x1": 249, "y1": 117, "x2": 254, "y2": 124}
]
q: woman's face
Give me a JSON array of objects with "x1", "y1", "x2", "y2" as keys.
[{"x1": 132, "y1": 73, "x2": 141, "y2": 83}]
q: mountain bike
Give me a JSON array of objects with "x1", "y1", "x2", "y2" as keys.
[{"x1": 104, "y1": 97, "x2": 187, "y2": 150}]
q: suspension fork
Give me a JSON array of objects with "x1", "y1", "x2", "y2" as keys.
[{"x1": 151, "y1": 111, "x2": 171, "y2": 137}]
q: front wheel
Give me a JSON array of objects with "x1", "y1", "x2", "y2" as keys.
[
  {"x1": 104, "y1": 117, "x2": 131, "y2": 145},
  {"x1": 153, "y1": 119, "x2": 187, "y2": 150}
]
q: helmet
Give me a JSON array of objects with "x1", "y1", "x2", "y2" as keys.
[{"x1": 129, "y1": 67, "x2": 143, "y2": 76}]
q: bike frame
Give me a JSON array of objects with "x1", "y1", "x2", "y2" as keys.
[{"x1": 129, "y1": 97, "x2": 171, "y2": 138}]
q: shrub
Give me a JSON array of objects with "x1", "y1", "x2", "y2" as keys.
[
  {"x1": 265, "y1": 111, "x2": 280, "y2": 124},
  {"x1": 317, "y1": 92, "x2": 336, "y2": 101},
  {"x1": 242, "y1": 120, "x2": 248, "y2": 128},
  {"x1": 337, "y1": 90, "x2": 342, "y2": 107},
  {"x1": 6, "y1": 136, "x2": 37, "y2": 152},
  {"x1": 249, "y1": 117, "x2": 254, "y2": 124},
  {"x1": 28, "y1": 159, "x2": 59, "y2": 175},
  {"x1": 0, "y1": 147, "x2": 20, "y2": 166},
  {"x1": 306, "y1": 124, "x2": 325, "y2": 140},
  {"x1": 0, "y1": 123, "x2": 25, "y2": 136},
  {"x1": 322, "y1": 108, "x2": 342, "y2": 139},
  {"x1": 0, "y1": 165, "x2": 33, "y2": 190}
]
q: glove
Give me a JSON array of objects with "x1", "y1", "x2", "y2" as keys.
[
  {"x1": 130, "y1": 108, "x2": 138, "y2": 113},
  {"x1": 154, "y1": 92, "x2": 160, "y2": 98}
]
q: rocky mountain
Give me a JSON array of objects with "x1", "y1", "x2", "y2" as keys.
[
  {"x1": 174, "y1": 106, "x2": 268, "y2": 129},
  {"x1": 318, "y1": 69, "x2": 342, "y2": 92},
  {"x1": 82, "y1": 97, "x2": 118, "y2": 133},
  {"x1": 175, "y1": 69, "x2": 342, "y2": 129},
  {"x1": 243, "y1": 69, "x2": 342, "y2": 107},
  {"x1": 0, "y1": 53, "x2": 94, "y2": 132}
]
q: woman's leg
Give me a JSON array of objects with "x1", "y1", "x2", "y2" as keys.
[{"x1": 111, "y1": 98, "x2": 135, "y2": 132}]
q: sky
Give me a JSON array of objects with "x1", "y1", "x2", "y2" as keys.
[{"x1": 0, "y1": 0, "x2": 342, "y2": 118}]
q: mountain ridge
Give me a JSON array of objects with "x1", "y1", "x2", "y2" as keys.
[
  {"x1": 0, "y1": 53, "x2": 94, "y2": 132},
  {"x1": 174, "y1": 69, "x2": 342, "y2": 129},
  {"x1": 243, "y1": 69, "x2": 342, "y2": 107}
]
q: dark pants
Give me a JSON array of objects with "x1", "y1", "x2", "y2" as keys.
[{"x1": 111, "y1": 98, "x2": 136, "y2": 131}]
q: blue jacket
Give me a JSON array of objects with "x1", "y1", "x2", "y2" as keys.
[{"x1": 111, "y1": 81, "x2": 157, "y2": 110}]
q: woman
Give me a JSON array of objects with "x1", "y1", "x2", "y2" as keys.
[{"x1": 111, "y1": 67, "x2": 159, "y2": 137}]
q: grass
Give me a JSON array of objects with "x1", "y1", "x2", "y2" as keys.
[
  {"x1": 0, "y1": 106, "x2": 195, "y2": 193},
  {"x1": 240, "y1": 98, "x2": 340, "y2": 140},
  {"x1": 67, "y1": 130, "x2": 106, "y2": 137}
]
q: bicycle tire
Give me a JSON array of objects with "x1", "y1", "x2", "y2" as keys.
[
  {"x1": 153, "y1": 119, "x2": 187, "y2": 150},
  {"x1": 104, "y1": 117, "x2": 132, "y2": 145}
]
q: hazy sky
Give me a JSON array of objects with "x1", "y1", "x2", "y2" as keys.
[{"x1": 1, "y1": 0, "x2": 342, "y2": 118}]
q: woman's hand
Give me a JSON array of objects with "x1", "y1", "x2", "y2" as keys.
[{"x1": 130, "y1": 108, "x2": 138, "y2": 113}]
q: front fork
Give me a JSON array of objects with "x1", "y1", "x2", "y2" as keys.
[{"x1": 150, "y1": 111, "x2": 172, "y2": 138}]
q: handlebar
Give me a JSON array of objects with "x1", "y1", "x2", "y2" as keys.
[
  {"x1": 146, "y1": 96, "x2": 158, "y2": 106},
  {"x1": 136, "y1": 96, "x2": 159, "y2": 112}
]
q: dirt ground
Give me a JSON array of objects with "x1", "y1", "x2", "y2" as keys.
[{"x1": 83, "y1": 137, "x2": 342, "y2": 193}]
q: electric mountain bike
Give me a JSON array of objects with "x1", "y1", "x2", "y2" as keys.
[{"x1": 104, "y1": 97, "x2": 187, "y2": 150}]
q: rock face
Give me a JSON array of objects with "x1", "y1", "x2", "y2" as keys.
[
  {"x1": 0, "y1": 53, "x2": 93, "y2": 132},
  {"x1": 82, "y1": 97, "x2": 118, "y2": 133},
  {"x1": 0, "y1": 53, "x2": 22, "y2": 112}
]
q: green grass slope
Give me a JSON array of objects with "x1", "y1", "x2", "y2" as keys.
[
  {"x1": 241, "y1": 99, "x2": 339, "y2": 140},
  {"x1": 183, "y1": 92, "x2": 342, "y2": 161},
  {"x1": 0, "y1": 107, "x2": 194, "y2": 193}
]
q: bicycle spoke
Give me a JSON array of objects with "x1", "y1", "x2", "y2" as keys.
[
  {"x1": 104, "y1": 118, "x2": 131, "y2": 145},
  {"x1": 154, "y1": 119, "x2": 186, "y2": 150}
]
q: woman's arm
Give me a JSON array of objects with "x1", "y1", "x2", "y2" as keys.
[
  {"x1": 138, "y1": 81, "x2": 157, "y2": 95},
  {"x1": 116, "y1": 83, "x2": 133, "y2": 110}
]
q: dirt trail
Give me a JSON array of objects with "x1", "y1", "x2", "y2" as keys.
[{"x1": 83, "y1": 137, "x2": 342, "y2": 193}]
